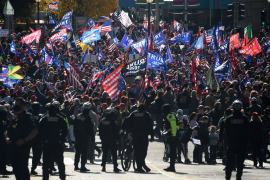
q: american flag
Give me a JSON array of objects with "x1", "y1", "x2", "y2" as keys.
[
  {"x1": 73, "y1": 34, "x2": 81, "y2": 47},
  {"x1": 91, "y1": 70, "x2": 106, "y2": 84},
  {"x1": 138, "y1": 77, "x2": 145, "y2": 103},
  {"x1": 200, "y1": 54, "x2": 210, "y2": 70},
  {"x1": 108, "y1": 40, "x2": 117, "y2": 52},
  {"x1": 64, "y1": 61, "x2": 79, "y2": 80},
  {"x1": 66, "y1": 68, "x2": 84, "y2": 91},
  {"x1": 145, "y1": 74, "x2": 149, "y2": 89},
  {"x1": 143, "y1": 17, "x2": 154, "y2": 29},
  {"x1": 84, "y1": 80, "x2": 92, "y2": 94},
  {"x1": 162, "y1": 73, "x2": 177, "y2": 99},
  {"x1": 45, "y1": 81, "x2": 57, "y2": 92},
  {"x1": 30, "y1": 39, "x2": 37, "y2": 52},
  {"x1": 205, "y1": 28, "x2": 214, "y2": 44},
  {"x1": 102, "y1": 65, "x2": 123, "y2": 101},
  {"x1": 159, "y1": 20, "x2": 164, "y2": 28},
  {"x1": 100, "y1": 19, "x2": 112, "y2": 33},
  {"x1": 64, "y1": 89, "x2": 78, "y2": 102},
  {"x1": 98, "y1": 16, "x2": 110, "y2": 23},
  {"x1": 150, "y1": 70, "x2": 161, "y2": 91},
  {"x1": 195, "y1": 53, "x2": 201, "y2": 67}
]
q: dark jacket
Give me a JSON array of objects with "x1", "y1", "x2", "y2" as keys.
[
  {"x1": 176, "y1": 92, "x2": 191, "y2": 109},
  {"x1": 189, "y1": 97, "x2": 199, "y2": 114},
  {"x1": 249, "y1": 120, "x2": 263, "y2": 144},
  {"x1": 198, "y1": 122, "x2": 209, "y2": 144},
  {"x1": 209, "y1": 108, "x2": 223, "y2": 126},
  {"x1": 179, "y1": 127, "x2": 193, "y2": 144},
  {"x1": 154, "y1": 98, "x2": 165, "y2": 115},
  {"x1": 143, "y1": 93, "x2": 155, "y2": 112}
]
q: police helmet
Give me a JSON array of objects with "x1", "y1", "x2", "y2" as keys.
[
  {"x1": 232, "y1": 99, "x2": 242, "y2": 111},
  {"x1": 52, "y1": 101, "x2": 61, "y2": 108},
  {"x1": 0, "y1": 105, "x2": 7, "y2": 112},
  {"x1": 83, "y1": 102, "x2": 92, "y2": 110}
]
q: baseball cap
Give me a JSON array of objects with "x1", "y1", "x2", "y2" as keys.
[{"x1": 251, "y1": 97, "x2": 257, "y2": 102}]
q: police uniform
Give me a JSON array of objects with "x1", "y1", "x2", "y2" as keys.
[
  {"x1": 99, "y1": 114, "x2": 120, "y2": 170},
  {"x1": 163, "y1": 112, "x2": 179, "y2": 170},
  {"x1": 225, "y1": 113, "x2": 249, "y2": 180},
  {"x1": 29, "y1": 111, "x2": 43, "y2": 173},
  {"x1": 74, "y1": 113, "x2": 94, "y2": 169},
  {"x1": 125, "y1": 110, "x2": 154, "y2": 171},
  {"x1": 7, "y1": 111, "x2": 37, "y2": 180},
  {"x1": 0, "y1": 112, "x2": 10, "y2": 174},
  {"x1": 39, "y1": 113, "x2": 68, "y2": 180}
]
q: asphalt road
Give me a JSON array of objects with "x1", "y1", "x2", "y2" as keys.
[{"x1": 2, "y1": 135, "x2": 270, "y2": 180}]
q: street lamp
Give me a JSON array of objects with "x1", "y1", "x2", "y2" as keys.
[
  {"x1": 146, "y1": 0, "x2": 152, "y2": 36},
  {"x1": 36, "y1": 0, "x2": 41, "y2": 25}
]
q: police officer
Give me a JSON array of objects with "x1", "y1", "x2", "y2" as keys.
[
  {"x1": 39, "y1": 102, "x2": 68, "y2": 180},
  {"x1": 0, "y1": 105, "x2": 12, "y2": 175},
  {"x1": 5, "y1": 97, "x2": 38, "y2": 180},
  {"x1": 99, "y1": 108, "x2": 121, "y2": 172},
  {"x1": 124, "y1": 104, "x2": 154, "y2": 172},
  {"x1": 162, "y1": 104, "x2": 179, "y2": 172},
  {"x1": 29, "y1": 102, "x2": 43, "y2": 175},
  {"x1": 74, "y1": 102, "x2": 94, "y2": 172},
  {"x1": 225, "y1": 100, "x2": 249, "y2": 180}
]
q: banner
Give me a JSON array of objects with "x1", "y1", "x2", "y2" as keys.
[
  {"x1": 119, "y1": 11, "x2": 132, "y2": 28},
  {"x1": 0, "y1": 65, "x2": 8, "y2": 82},
  {"x1": 125, "y1": 56, "x2": 147, "y2": 76},
  {"x1": 188, "y1": 0, "x2": 200, "y2": 5},
  {"x1": 153, "y1": 31, "x2": 166, "y2": 47},
  {"x1": 62, "y1": 10, "x2": 73, "y2": 21},
  {"x1": 48, "y1": 1, "x2": 59, "y2": 10},
  {"x1": 170, "y1": 31, "x2": 191, "y2": 44},
  {"x1": 173, "y1": 0, "x2": 184, "y2": 6},
  {"x1": 239, "y1": 38, "x2": 262, "y2": 56},
  {"x1": 52, "y1": 19, "x2": 72, "y2": 32},
  {"x1": 131, "y1": 38, "x2": 147, "y2": 55},
  {"x1": 120, "y1": 34, "x2": 133, "y2": 50},
  {"x1": 81, "y1": 29, "x2": 101, "y2": 44},
  {"x1": 0, "y1": 29, "x2": 9, "y2": 37},
  {"x1": 229, "y1": 33, "x2": 240, "y2": 52},
  {"x1": 146, "y1": 51, "x2": 165, "y2": 69},
  {"x1": 49, "y1": 28, "x2": 67, "y2": 42},
  {"x1": 163, "y1": 46, "x2": 174, "y2": 65},
  {"x1": 21, "y1": 30, "x2": 41, "y2": 45}
]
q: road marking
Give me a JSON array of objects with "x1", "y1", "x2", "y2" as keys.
[
  {"x1": 28, "y1": 157, "x2": 75, "y2": 165},
  {"x1": 148, "y1": 164, "x2": 197, "y2": 180}
]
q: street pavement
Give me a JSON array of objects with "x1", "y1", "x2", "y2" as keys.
[{"x1": 2, "y1": 135, "x2": 270, "y2": 180}]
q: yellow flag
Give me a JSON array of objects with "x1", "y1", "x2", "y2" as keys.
[{"x1": 80, "y1": 42, "x2": 93, "y2": 53}]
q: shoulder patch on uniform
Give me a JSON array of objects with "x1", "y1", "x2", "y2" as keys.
[
  {"x1": 102, "y1": 121, "x2": 110, "y2": 125},
  {"x1": 48, "y1": 117, "x2": 58, "y2": 122},
  {"x1": 135, "y1": 113, "x2": 144, "y2": 117}
]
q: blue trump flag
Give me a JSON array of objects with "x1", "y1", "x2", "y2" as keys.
[
  {"x1": 24, "y1": 43, "x2": 37, "y2": 56},
  {"x1": 246, "y1": 55, "x2": 252, "y2": 63},
  {"x1": 10, "y1": 40, "x2": 19, "y2": 57},
  {"x1": 194, "y1": 34, "x2": 204, "y2": 51},
  {"x1": 52, "y1": 19, "x2": 72, "y2": 32},
  {"x1": 120, "y1": 34, "x2": 133, "y2": 49},
  {"x1": 131, "y1": 38, "x2": 147, "y2": 56},
  {"x1": 78, "y1": 49, "x2": 89, "y2": 69},
  {"x1": 98, "y1": 59, "x2": 105, "y2": 70},
  {"x1": 215, "y1": 26, "x2": 220, "y2": 47},
  {"x1": 210, "y1": 31, "x2": 217, "y2": 52},
  {"x1": 147, "y1": 51, "x2": 168, "y2": 71},
  {"x1": 214, "y1": 53, "x2": 221, "y2": 70},
  {"x1": 163, "y1": 45, "x2": 174, "y2": 65},
  {"x1": 62, "y1": 10, "x2": 73, "y2": 21},
  {"x1": 214, "y1": 60, "x2": 230, "y2": 78},
  {"x1": 81, "y1": 29, "x2": 101, "y2": 44},
  {"x1": 4, "y1": 79, "x2": 20, "y2": 88},
  {"x1": 170, "y1": 31, "x2": 191, "y2": 44},
  {"x1": 88, "y1": 18, "x2": 95, "y2": 29},
  {"x1": 52, "y1": 46, "x2": 61, "y2": 68},
  {"x1": 153, "y1": 31, "x2": 166, "y2": 47},
  {"x1": 218, "y1": 39, "x2": 229, "y2": 53},
  {"x1": 125, "y1": 56, "x2": 147, "y2": 76},
  {"x1": 98, "y1": 50, "x2": 104, "y2": 60},
  {"x1": 49, "y1": 15, "x2": 58, "y2": 24}
]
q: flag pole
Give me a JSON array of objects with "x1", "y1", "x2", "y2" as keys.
[{"x1": 58, "y1": 0, "x2": 60, "y2": 21}]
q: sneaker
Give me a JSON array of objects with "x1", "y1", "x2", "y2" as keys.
[
  {"x1": 80, "y1": 167, "x2": 90, "y2": 172},
  {"x1": 74, "y1": 166, "x2": 80, "y2": 171},
  {"x1": 135, "y1": 169, "x2": 145, "y2": 173},
  {"x1": 163, "y1": 167, "x2": 175, "y2": 172},
  {"x1": 101, "y1": 167, "x2": 106, "y2": 172},
  {"x1": 113, "y1": 168, "x2": 122, "y2": 172},
  {"x1": 143, "y1": 165, "x2": 151, "y2": 172},
  {"x1": 31, "y1": 170, "x2": 38, "y2": 175}
]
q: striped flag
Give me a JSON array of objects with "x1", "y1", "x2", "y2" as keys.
[
  {"x1": 30, "y1": 39, "x2": 37, "y2": 52},
  {"x1": 102, "y1": 65, "x2": 122, "y2": 101},
  {"x1": 150, "y1": 70, "x2": 161, "y2": 91},
  {"x1": 84, "y1": 80, "x2": 92, "y2": 94},
  {"x1": 143, "y1": 17, "x2": 154, "y2": 29},
  {"x1": 200, "y1": 55, "x2": 210, "y2": 70},
  {"x1": 205, "y1": 28, "x2": 214, "y2": 44},
  {"x1": 45, "y1": 81, "x2": 57, "y2": 92},
  {"x1": 195, "y1": 53, "x2": 201, "y2": 67},
  {"x1": 100, "y1": 19, "x2": 112, "y2": 33},
  {"x1": 64, "y1": 89, "x2": 78, "y2": 102},
  {"x1": 98, "y1": 16, "x2": 110, "y2": 23},
  {"x1": 64, "y1": 61, "x2": 79, "y2": 80},
  {"x1": 73, "y1": 34, "x2": 81, "y2": 47},
  {"x1": 66, "y1": 68, "x2": 84, "y2": 91},
  {"x1": 108, "y1": 40, "x2": 117, "y2": 52},
  {"x1": 138, "y1": 77, "x2": 145, "y2": 103},
  {"x1": 145, "y1": 74, "x2": 149, "y2": 89}
]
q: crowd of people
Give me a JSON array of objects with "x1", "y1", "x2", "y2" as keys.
[{"x1": 1, "y1": 10, "x2": 270, "y2": 180}]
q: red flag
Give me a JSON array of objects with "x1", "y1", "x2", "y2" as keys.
[
  {"x1": 239, "y1": 38, "x2": 262, "y2": 57},
  {"x1": 29, "y1": 27, "x2": 35, "y2": 33},
  {"x1": 229, "y1": 33, "x2": 241, "y2": 52},
  {"x1": 191, "y1": 57, "x2": 196, "y2": 84}
]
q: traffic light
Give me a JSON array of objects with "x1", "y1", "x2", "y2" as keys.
[
  {"x1": 238, "y1": 3, "x2": 245, "y2": 21},
  {"x1": 227, "y1": 4, "x2": 234, "y2": 20},
  {"x1": 261, "y1": 10, "x2": 266, "y2": 26}
]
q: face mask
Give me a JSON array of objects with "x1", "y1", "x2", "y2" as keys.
[
  {"x1": 178, "y1": 114, "x2": 183, "y2": 121},
  {"x1": 14, "y1": 105, "x2": 21, "y2": 112}
]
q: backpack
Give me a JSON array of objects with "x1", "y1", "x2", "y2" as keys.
[{"x1": 150, "y1": 101, "x2": 157, "y2": 114}]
